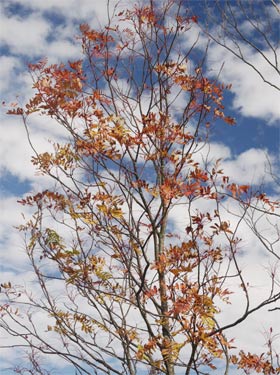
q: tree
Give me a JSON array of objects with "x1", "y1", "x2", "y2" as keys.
[{"x1": 1, "y1": 1, "x2": 280, "y2": 374}]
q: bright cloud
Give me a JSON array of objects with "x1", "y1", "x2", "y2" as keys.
[
  {"x1": 0, "y1": 56, "x2": 21, "y2": 93},
  {"x1": 207, "y1": 44, "x2": 280, "y2": 124},
  {"x1": 0, "y1": 7, "x2": 51, "y2": 57},
  {"x1": 223, "y1": 147, "x2": 276, "y2": 185}
]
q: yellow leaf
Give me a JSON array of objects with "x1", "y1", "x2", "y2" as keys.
[
  {"x1": 97, "y1": 203, "x2": 108, "y2": 214},
  {"x1": 111, "y1": 207, "x2": 123, "y2": 219},
  {"x1": 82, "y1": 214, "x2": 97, "y2": 225},
  {"x1": 201, "y1": 316, "x2": 215, "y2": 329}
]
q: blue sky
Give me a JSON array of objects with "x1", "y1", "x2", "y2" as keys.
[{"x1": 0, "y1": 0, "x2": 279, "y2": 374}]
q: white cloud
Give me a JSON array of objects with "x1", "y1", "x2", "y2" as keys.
[
  {"x1": 0, "y1": 56, "x2": 20, "y2": 93},
  {"x1": 190, "y1": 142, "x2": 277, "y2": 187},
  {"x1": 1, "y1": 0, "x2": 123, "y2": 26},
  {"x1": 0, "y1": 104, "x2": 73, "y2": 185},
  {"x1": 194, "y1": 142, "x2": 232, "y2": 165},
  {"x1": 0, "y1": 197, "x2": 36, "y2": 272},
  {"x1": 43, "y1": 40, "x2": 82, "y2": 63},
  {"x1": 0, "y1": 10, "x2": 51, "y2": 57},
  {"x1": 0, "y1": 116, "x2": 54, "y2": 182},
  {"x1": 223, "y1": 148, "x2": 276, "y2": 185},
  {"x1": 206, "y1": 42, "x2": 280, "y2": 124},
  {"x1": 0, "y1": 117, "x2": 34, "y2": 181}
]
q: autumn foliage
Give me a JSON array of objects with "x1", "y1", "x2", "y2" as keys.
[{"x1": 2, "y1": 1, "x2": 280, "y2": 375}]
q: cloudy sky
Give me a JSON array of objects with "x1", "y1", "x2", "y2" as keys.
[{"x1": 0, "y1": 0, "x2": 279, "y2": 374}]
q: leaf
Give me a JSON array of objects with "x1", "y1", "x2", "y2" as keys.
[
  {"x1": 201, "y1": 316, "x2": 215, "y2": 330},
  {"x1": 110, "y1": 207, "x2": 123, "y2": 219}
]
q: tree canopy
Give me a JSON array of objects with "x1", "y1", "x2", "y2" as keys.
[{"x1": 1, "y1": 1, "x2": 280, "y2": 375}]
